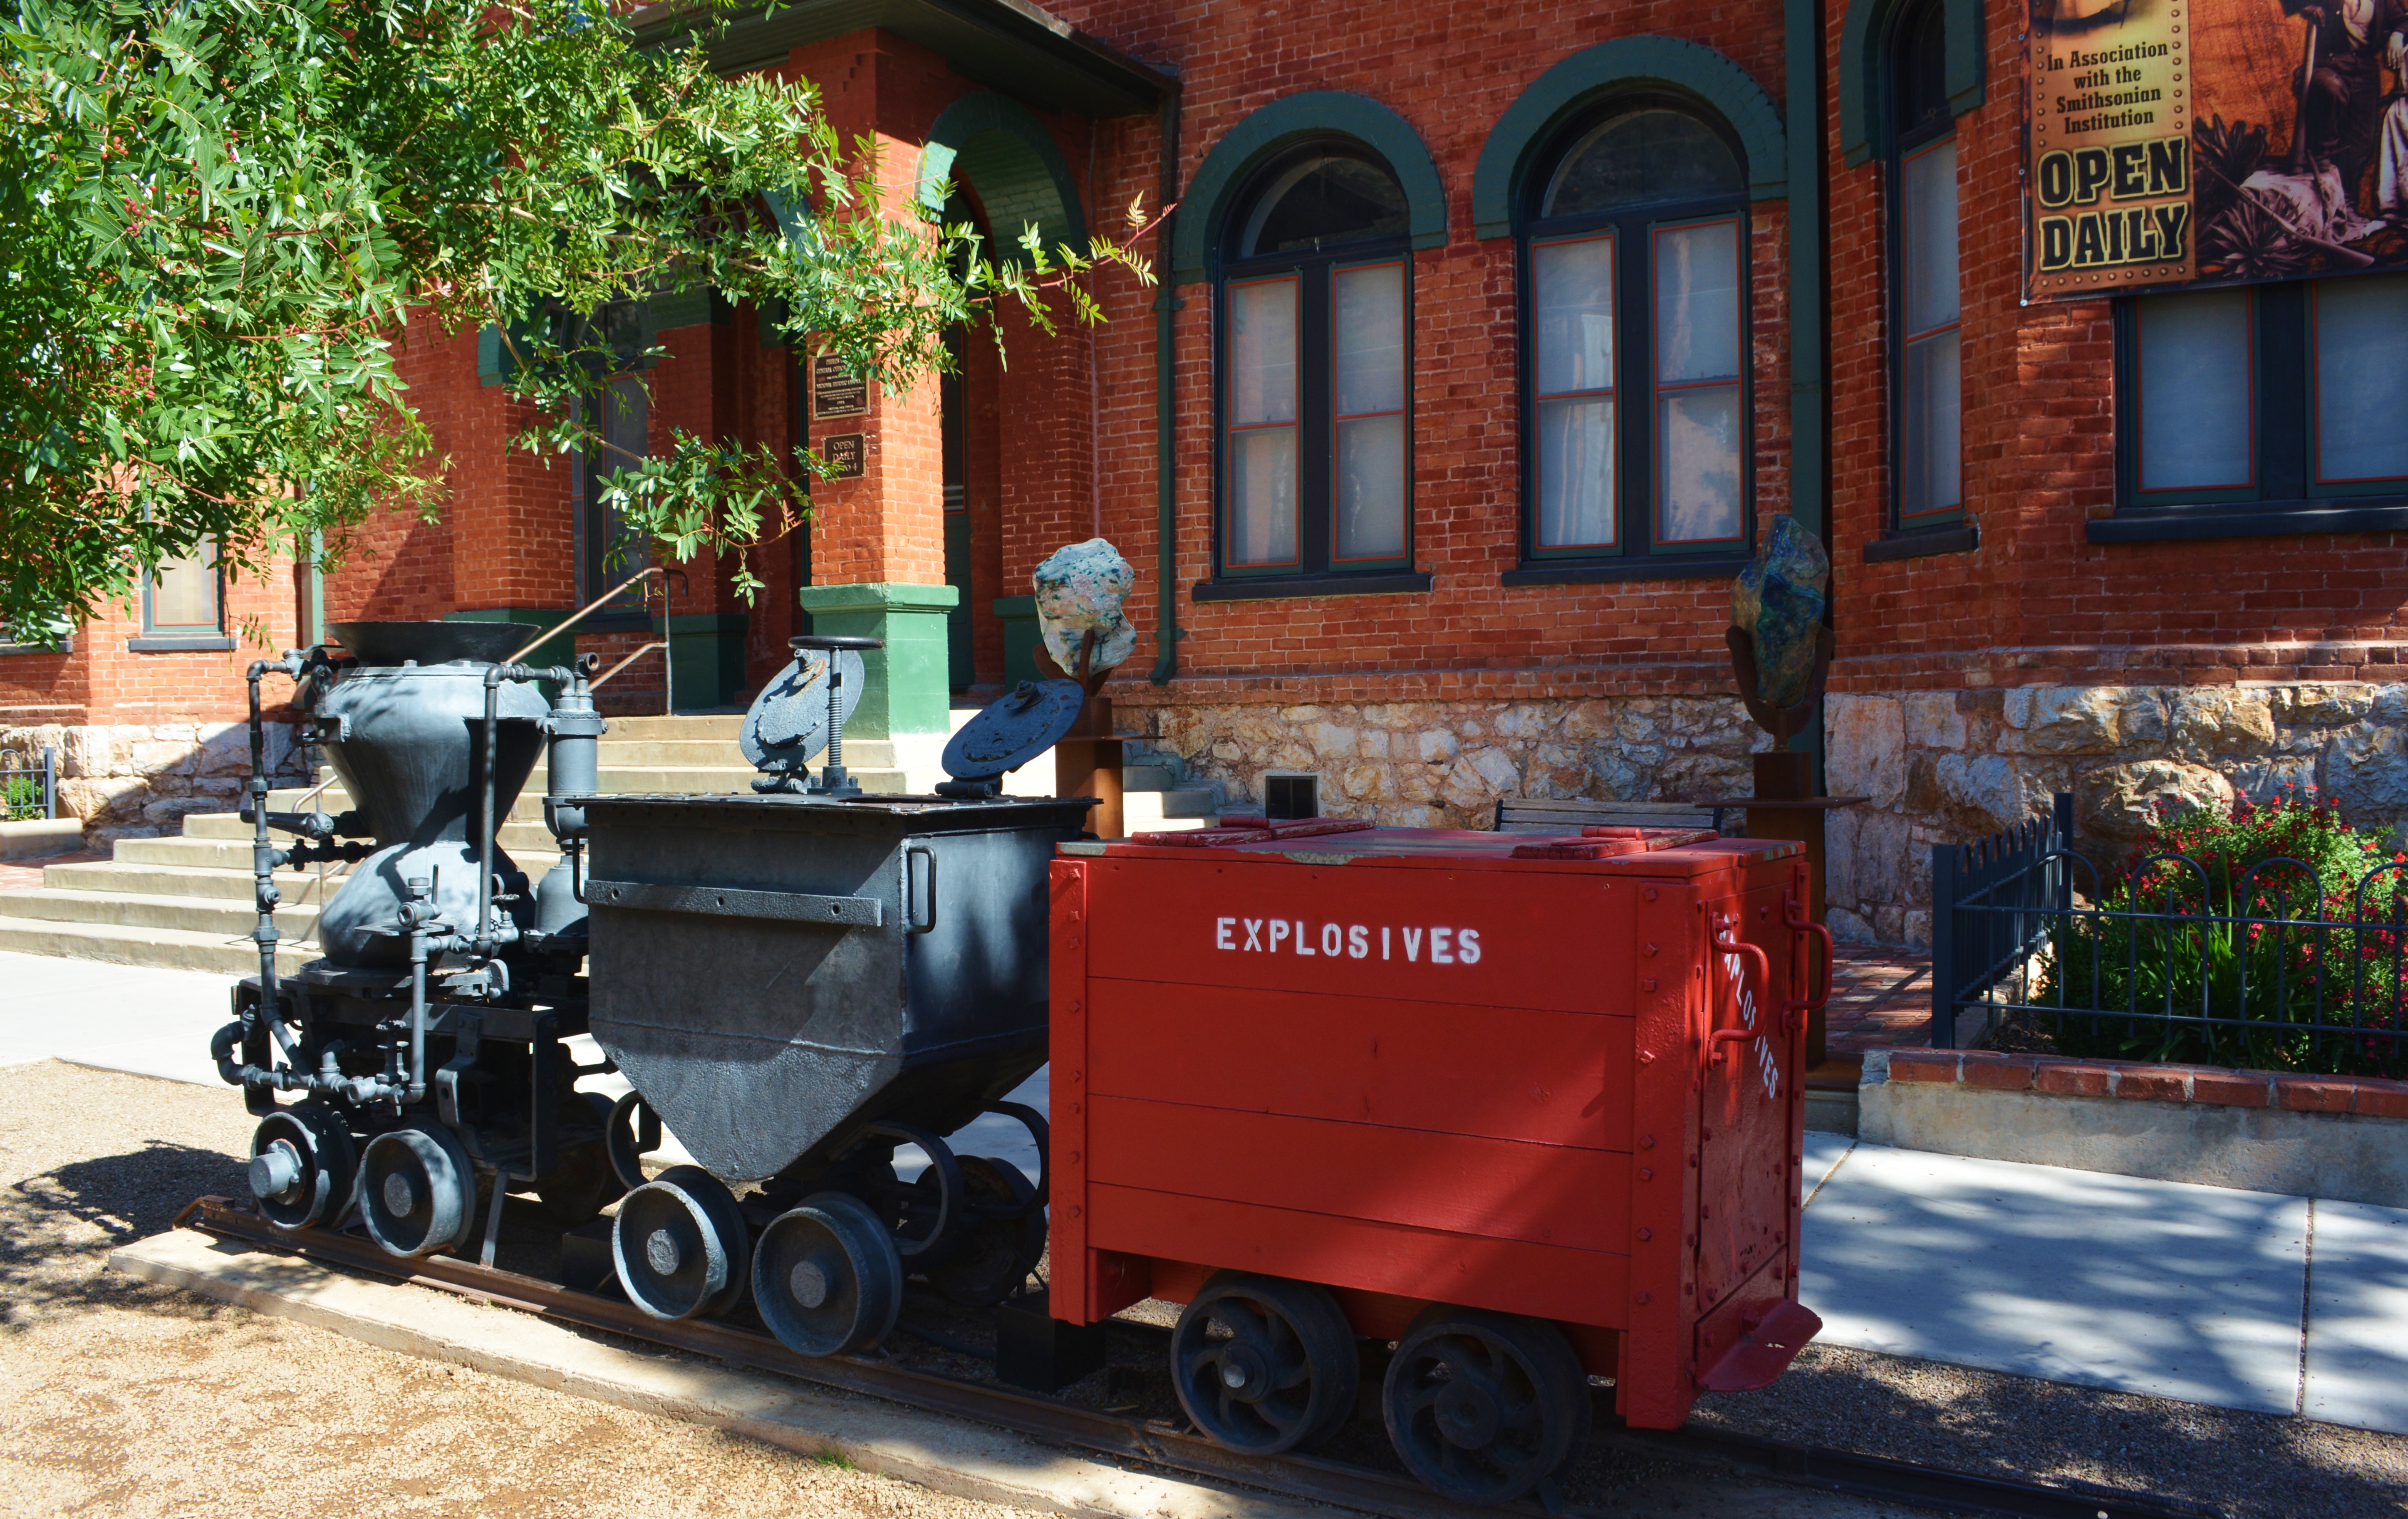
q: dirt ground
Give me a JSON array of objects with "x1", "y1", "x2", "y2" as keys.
[
  {"x1": 0, "y1": 1059, "x2": 1049, "y2": 1519},
  {"x1": 6, "y1": 1056, "x2": 2407, "y2": 1519}
]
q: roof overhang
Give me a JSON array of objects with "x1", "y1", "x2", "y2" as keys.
[{"x1": 628, "y1": 0, "x2": 1173, "y2": 118}]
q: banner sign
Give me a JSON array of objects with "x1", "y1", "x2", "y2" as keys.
[{"x1": 2025, "y1": 0, "x2": 2408, "y2": 302}]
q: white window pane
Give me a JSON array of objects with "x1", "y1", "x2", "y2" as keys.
[
  {"x1": 1333, "y1": 264, "x2": 1405, "y2": 418},
  {"x1": 1901, "y1": 328, "x2": 1962, "y2": 517},
  {"x1": 1658, "y1": 386, "x2": 1744, "y2": 542},
  {"x1": 1229, "y1": 280, "x2": 1298, "y2": 427},
  {"x1": 2136, "y1": 288, "x2": 2252, "y2": 491},
  {"x1": 1901, "y1": 138, "x2": 1960, "y2": 336},
  {"x1": 1335, "y1": 413, "x2": 1407, "y2": 560},
  {"x1": 1534, "y1": 397, "x2": 1617, "y2": 548},
  {"x1": 1655, "y1": 221, "x2": 1740, "y2": 384},
  {"x1": 149, "y1": 541, "x2": 218, "y2": 631},
  {"x1": 1230, "y1": 426, "x2": 1299, "y2": 566},
  {"x1": 2316, "y1": 273, "x2": 2408, "y2": 483},
  {"x1": 1533, "y1": 237, "x2": 1615, "y2": 397}
]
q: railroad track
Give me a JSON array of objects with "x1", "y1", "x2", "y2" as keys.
[{"x1": 173, "y1": 1196, "x2": 2223, "y2": 1519}]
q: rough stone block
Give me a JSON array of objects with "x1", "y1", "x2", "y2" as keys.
[
  {"x1": 1902, "y1": 691, "x2": 1966, "y2": 750},
  {"x1": 1826, "y1": 695, "x2": 1904, "y2": 807},
  {"x1": 2079, "y1": 761, "x2": 2235, "y2": 843},
  {"x1": 2170, "y1": 690, "x2": 2277, "y2": 756}
]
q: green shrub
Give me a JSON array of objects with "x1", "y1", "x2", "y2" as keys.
[
  {"x1": 1, "y1": 772, "x2": 39, "y2": 822},
  {"x1": 2035, "y1": 784, "x2": 2408, "y2": 1078}
]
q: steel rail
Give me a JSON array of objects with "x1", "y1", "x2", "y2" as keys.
[{"x1": 175, "y1": 1197, "x2": 2224, "y2": 1519}]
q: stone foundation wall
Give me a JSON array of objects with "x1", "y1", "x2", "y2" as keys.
[
  {"x1": 1825, "y1": 683, "x2": 2408, "y2": 948},
  {"x1": 1144, "y1": 697, "x2": 1770, "y2": 830},
  {"x1": 1, "y1": 722, "x2": 307, "y2": 846}
]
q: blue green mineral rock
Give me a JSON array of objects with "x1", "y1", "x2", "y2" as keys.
[{"x1": 1731, "y1": 515, "x2": 1830, "y2": 710}]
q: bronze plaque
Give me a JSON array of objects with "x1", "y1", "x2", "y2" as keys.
[
  {"x1": 822, "y1": 433, "x2": 865, "y2": 480},
  {"x1": 811, "y1": 354, "x2": 868, "y2": 419}
]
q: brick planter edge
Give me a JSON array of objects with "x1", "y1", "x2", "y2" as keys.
[{"x1": 1859, "y1": 1049, "x2": 2408, "y2": 1206}]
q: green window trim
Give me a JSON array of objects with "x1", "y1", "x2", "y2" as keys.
[
  {"x1": 917, "y1": 92, "x2": 1091, "y2": 264},
  {"x1": 1171, "y1": 92, "x2": 1447, "y2": 285},
  {"x1": 1838, "y1": 0, "x2": 1984, "y2": 167},
  {"x1": 1471, "y1": 37, "x2": 1788, "y2": 240}
]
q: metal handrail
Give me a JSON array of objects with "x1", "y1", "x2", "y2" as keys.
[
  {"x1": 506, "y1": 564, "x2": 686, "y2": 713},
  {"x1": 590, "y1": 641, "x2": 667, "y2": 693}
]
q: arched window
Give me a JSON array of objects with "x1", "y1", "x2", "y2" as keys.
[
  {"x1": 1218, "y1": 147, "x2": 1413, "y2": 581},
  {"x1": 1889, "y1": 0, "x2": 1962, "y2": 531},
  {"x1": 1520, "y1": 103, "x2": 1751, "y2": 567}
]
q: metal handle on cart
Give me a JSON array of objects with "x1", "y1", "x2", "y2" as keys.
[
  {"x1": 1783, "y1": 889, "x2": 1834, "y2": 1026},
  {"x1": 1708, "y1": 913, "x2": 1772, "y2": 1061},
  {"x1": 904, "y1": 844, "x2": 938, "y2": 934}
]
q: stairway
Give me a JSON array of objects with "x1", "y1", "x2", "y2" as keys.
[
  {"x1": 0, "y1": 713, "x2": 1209, "y2": 975},
  {"x1": 1117, "y1": 747, "x2": 1221, "y2": 834},
  {"x1": 0, "y1": 714, "x2": 832, "y2": 975}
]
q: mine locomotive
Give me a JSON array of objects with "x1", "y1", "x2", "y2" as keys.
[{"x1": 218, "y1": 616, "x2": 1823, "y2": 1506}]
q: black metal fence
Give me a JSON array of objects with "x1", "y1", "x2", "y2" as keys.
[
  {"x1": 1, "y1": 745, "x2": 57, "y2": 822},
  {"x1": 1932, "y1": 794, "x2": 2408, "y2": 1078}
]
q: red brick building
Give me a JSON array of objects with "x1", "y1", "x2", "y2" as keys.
[{"x1": 9, "y1": 0, "x2": 2408, "y2": 945}]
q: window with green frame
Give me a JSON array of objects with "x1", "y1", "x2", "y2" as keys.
[
  {"x1": 1888, "y1": 0, "x2": 1963, "y2": 534},
  {"x1": 2116, "y1": 274, "x2": 2408, "y2": 517},
  {"x1": 1516, "y1": 102, "x2": 1753, "y2": 574},
  {"x1": 1215, "y1": 146, "x2": 1415, "y2": 584}
]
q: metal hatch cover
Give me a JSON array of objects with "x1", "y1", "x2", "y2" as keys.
[
  {"x1": 741, "y1": 648, "x2": 867, "y2": 774},
  {"x1": 941, "y1": 679, "x2": 1087, "y2": 784}
]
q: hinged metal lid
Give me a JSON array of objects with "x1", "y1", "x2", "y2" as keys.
[
  {"x1": 941, "y1": 679, "x2": 1087, "y2": 784},
  {"x1": 741, "y1": 648, "x2": 867, "y2": 774}
]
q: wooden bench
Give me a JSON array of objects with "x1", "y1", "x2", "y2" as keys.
[{"x1": 1493, "y1": 797, "x2": 1730, "y2": 835}]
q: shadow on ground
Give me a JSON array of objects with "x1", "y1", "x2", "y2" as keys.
[{"x1": 1695, "y1": 1342, "x2": 2408, "y2": 1519}]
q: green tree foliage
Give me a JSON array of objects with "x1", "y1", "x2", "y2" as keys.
[{"x1": 0, "y1": 0, "x2": 1145, "y2": 641}]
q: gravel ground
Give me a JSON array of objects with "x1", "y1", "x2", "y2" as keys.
[
  {"x1": 9, "y1": 1055, "x2": 2403, "y2": 1519},
  {"x1": 1691, "y1": 1336, "x2": 2408, "y2": 1517},
  {"x1": 0, "y1": 1059, "x2": 1049, "y2": 1519}
]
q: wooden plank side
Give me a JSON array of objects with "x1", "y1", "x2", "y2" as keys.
[
  {"x1": 1087, "y1": 978, "x2": 1632, "y2": 1150},
  {"x1": 1088, "y1": 1183, "x2": 1629, "y2": 1329},
  {"x1": 1087, "y1": 1096, "x2": 1629, "y2": 1252},
  {"x1": 1079, "y1": 855, "x2": 1637, "y2": 1014}
]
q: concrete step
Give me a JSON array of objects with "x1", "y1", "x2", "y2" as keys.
[
  {"x1": 603, "y1": 714, "x2": 745, "y2": 740},
  {"x1": 113, "y1": 835, "x2": 558, "y2": 875},
  {"x1": 1122, "y1": 788, "x2": 1219, "y2": 824},
  {"x1": 1122, "y1": 763, "x2": 1181, "y2": 792},
  {"x1": 0, "y1": 887, "x2": 320, "y2": 938},
  {"x1": 45, "y1": 860, "x2": 357, "y2": 906},
  {"x1": 183, "y1": 811, "x2": 560, "y2": 855},
  {"x1": 0, "y1": 915, "x2": 312, "y2": 976}
]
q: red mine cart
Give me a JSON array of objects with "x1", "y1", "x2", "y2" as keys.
[{"x1": 1047, "y1": 822, "x2": 1827, "y2": 1503}]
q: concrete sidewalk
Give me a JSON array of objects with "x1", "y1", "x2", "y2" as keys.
[{"x1": 9, "y1": 948, "x2": 2403, "y2": 1440}]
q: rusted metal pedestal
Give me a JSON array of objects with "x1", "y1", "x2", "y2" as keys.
[
  {"x1": 1697, "y1": 752, "x2": 1864, "y2": 1069},
  {"x1": 1051, "y1": 695, "x2": 1125, "y2": 839}
]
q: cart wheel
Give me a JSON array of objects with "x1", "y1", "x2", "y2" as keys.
[
  {"x1": 1171, "y1": 1272, "x2": 1358, "y2": 1455},
  {"x1": 604, "y1": 1092, "x2": 664, "y2": 1191},
  {"x1": 753, "y1": 1192, "x2": 903, "y2": 1357},
  {"x1": 613, "y1": 1165, "x2": 751, "y2": 1321},
  {"x1": 248, "y1": 1101, "x2": 357, "y2": 1232},
  {"x1": 1382, "y1": 1307, "x2": 1590, "y2": 1504},
  {"x1": 924, "y1": 1157, "x2": 1045, "y2": 1308},
  {"x1": 535, "y1": 1091, "x2": 627, "y2": 1226},
  {"x1": 359, "y1": 1124, "x2": 478, "y2": 1259}
]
